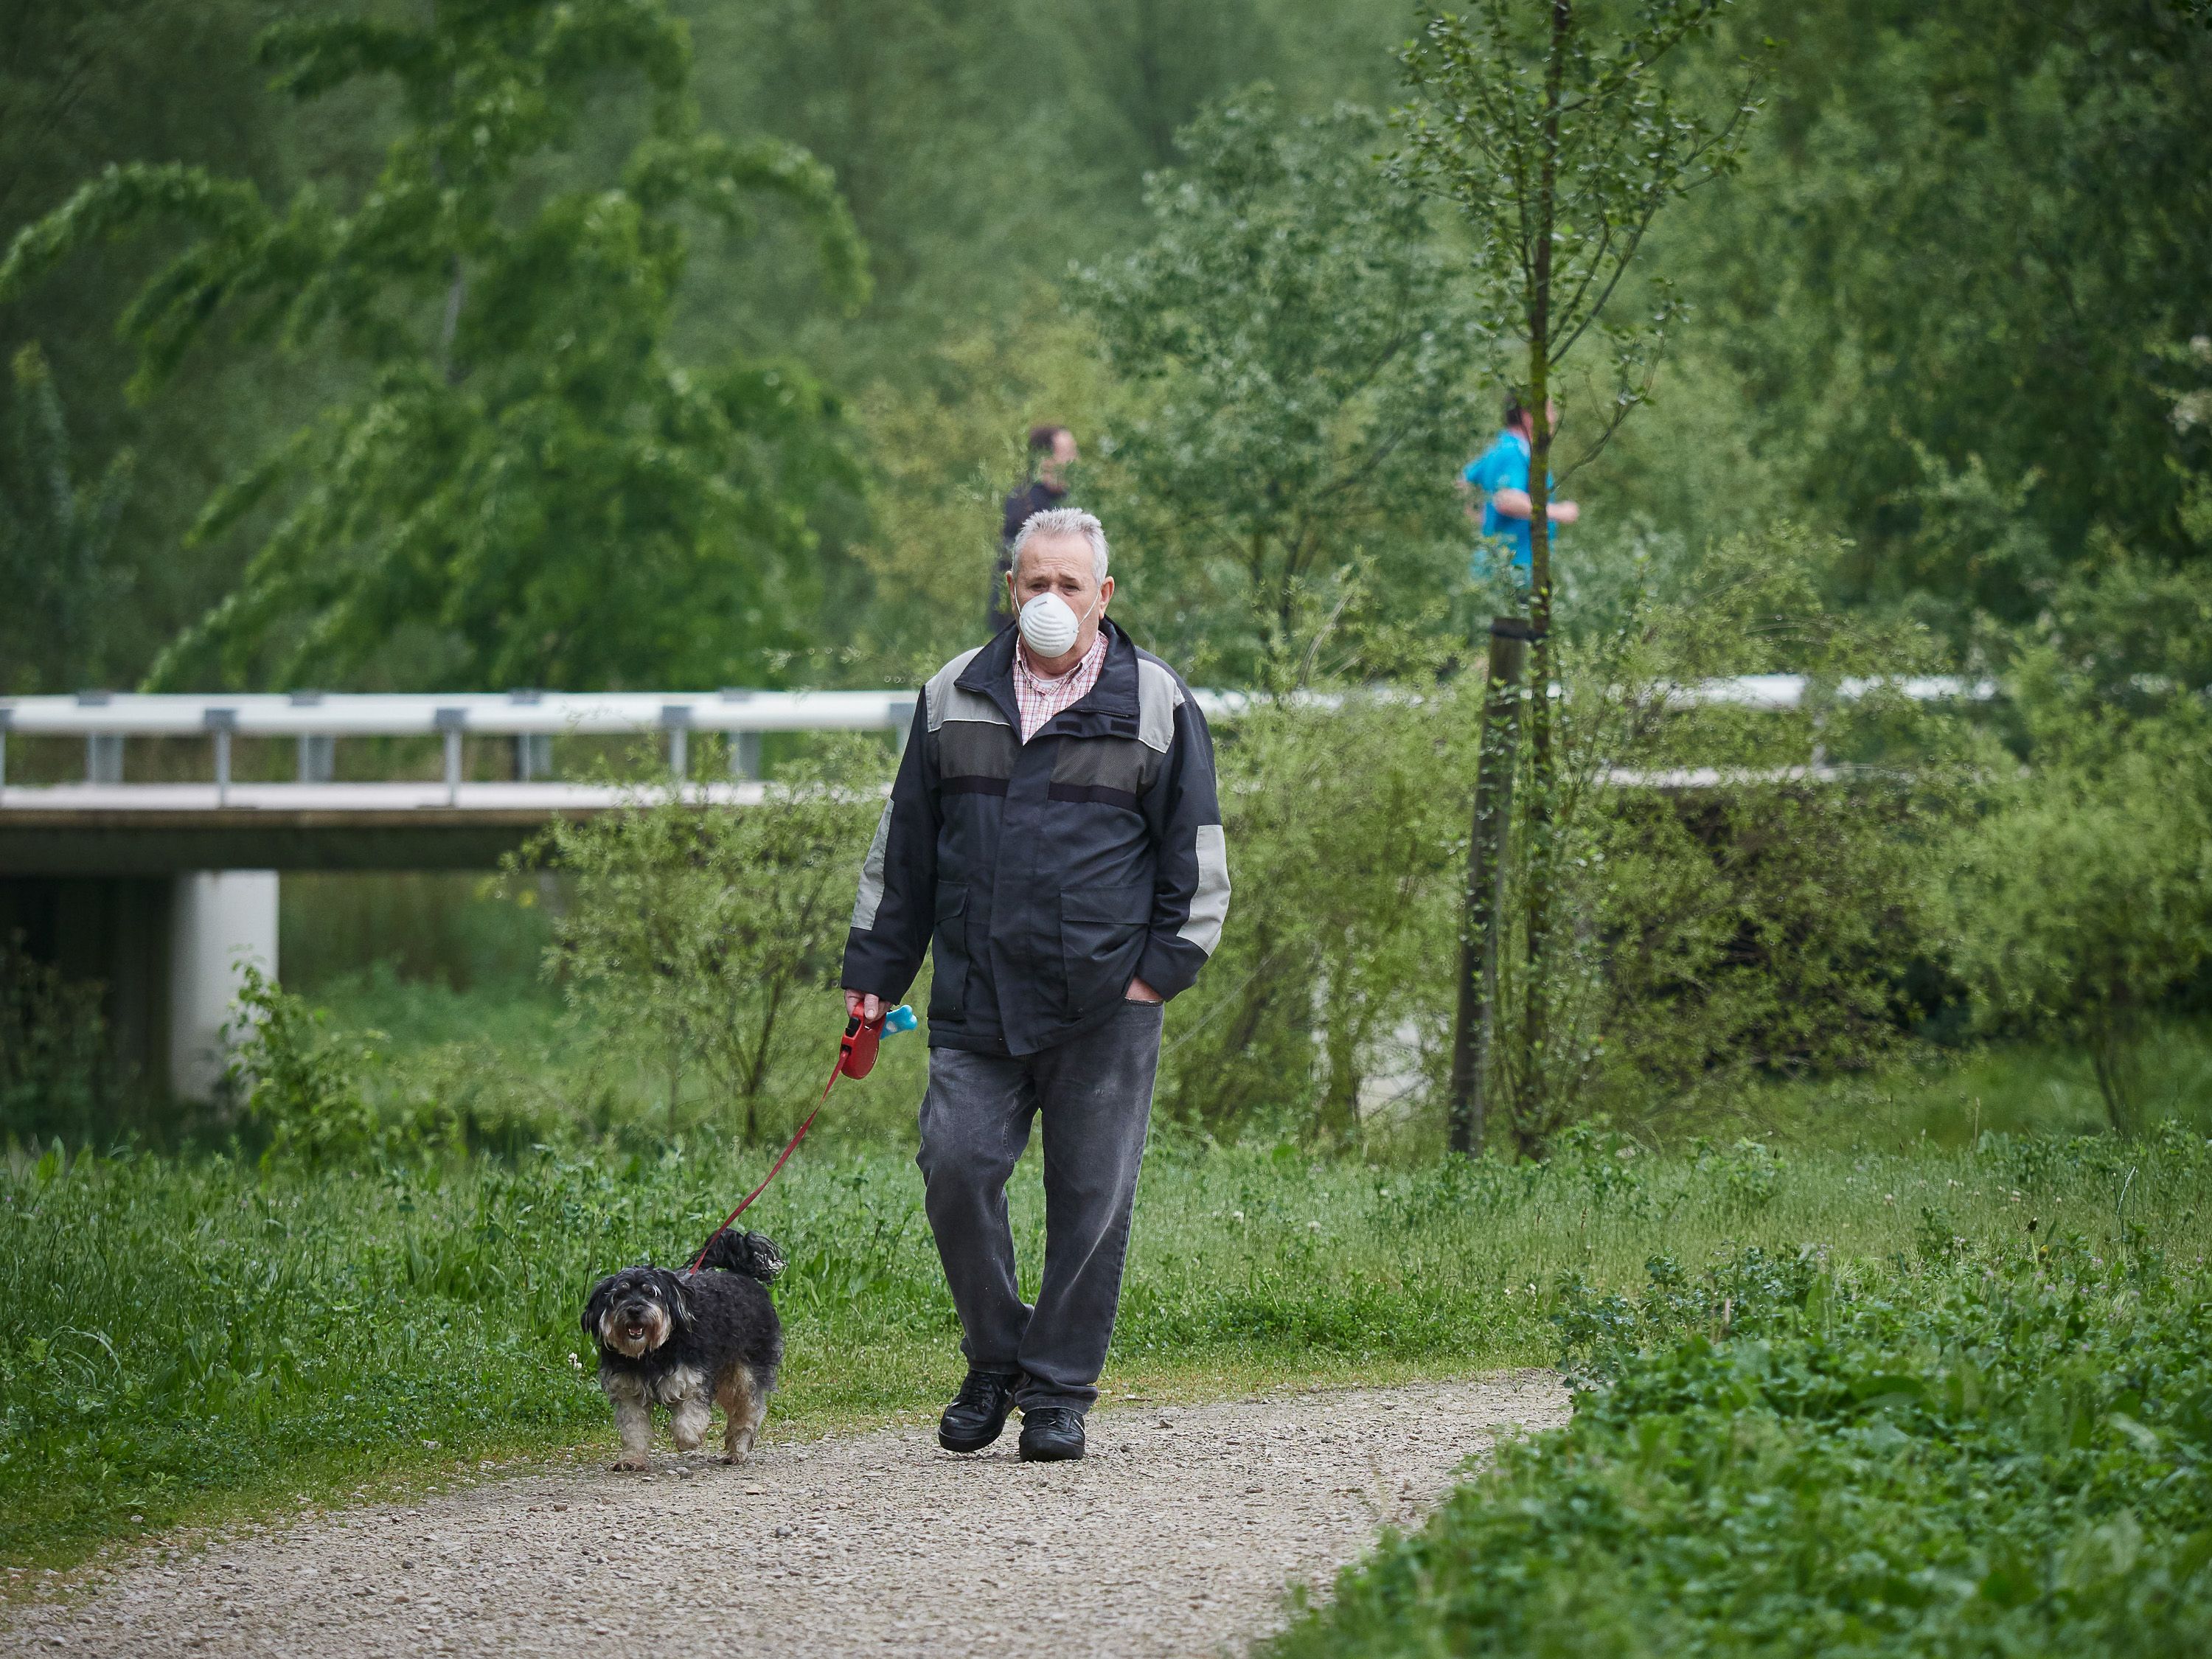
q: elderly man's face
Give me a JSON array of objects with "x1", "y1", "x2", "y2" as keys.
[{"x1": 1009, "y1": 531, "x2": 1113, "y2": 667}]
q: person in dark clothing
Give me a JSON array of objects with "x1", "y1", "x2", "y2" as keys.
[
  {"x1": 989, "y1": 423, "x2": 1079, "y2": 633},
  {"x1": 844, "y1": 507, "x2": 1228, "y2": 1464}
]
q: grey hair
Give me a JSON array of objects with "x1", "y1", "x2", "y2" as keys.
[{"x1": 1012, "y1": 507, "x2": 1110, "y2": 584}]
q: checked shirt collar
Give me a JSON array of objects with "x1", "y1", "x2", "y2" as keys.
[{"x1": 1010, "y1": 629, "x2": 1107, "y2": 743}]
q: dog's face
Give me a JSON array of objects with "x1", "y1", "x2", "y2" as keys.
[{"x1": 582, "y1": 1267, "x2": 691, "y2": 1359}]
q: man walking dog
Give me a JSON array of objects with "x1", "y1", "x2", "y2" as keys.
[{"x1": 842, "y1": 507, "x2": 1229, "y2": 1462}]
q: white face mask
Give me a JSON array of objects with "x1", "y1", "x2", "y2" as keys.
[{"x1": 1017, "y1": 590, "x2": 1096, "y2": 660}]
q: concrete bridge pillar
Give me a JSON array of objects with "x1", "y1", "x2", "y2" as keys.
[{"x1": 166, "y1": 870, "x2": 279, "y2": 1101}]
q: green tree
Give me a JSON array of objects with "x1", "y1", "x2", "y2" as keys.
[
  {"x1": 838, "y1": 304, "x2": 1130, "y2": 679},
  {"x1": 0, "y1": 343, "x2": 135, "y2": 691},
  {"x1": 1075, "y1": 88, "x2": 1486, "y2": 682},
  {"x1": 0, "y1": 0, "x2": 868, "y2": 691},
  {"x1": 1632, "y1": 0, "x2": 2212, "y2": 636},
  {"x1": 1394, "y1": 0, "x2": 1757, "y2": 1149},
  {"x1": 0, "y1": 0, "x2": 311, "y2": 690}
]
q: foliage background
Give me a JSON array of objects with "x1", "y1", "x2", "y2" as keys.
[
  {"x1": 2, "y1": 0, "x2": 2210, "y2": 1145},
  {"x1": 6, "y1": 0, "x2": 2208, "y2": 695}
]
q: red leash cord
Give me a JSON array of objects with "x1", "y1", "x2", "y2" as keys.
[{"x1": 686, "y1": 1012, "x2": 886, "y2": 1273}]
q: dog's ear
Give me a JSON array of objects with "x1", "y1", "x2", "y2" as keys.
[
  {"x1": 656, "y1": 1267, "x2": 693, "y2": 1332},
  {"x1": 581, "y1": 1273, "x2": 618, "y2": 1339}
]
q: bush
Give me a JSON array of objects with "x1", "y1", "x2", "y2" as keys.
[
  {"x1": 1164, "y1": 525, "x2": 1972, "y2": 1152},
  {"x1": 1271, "y1": 1198, "x2": 2212, "y2": 1658},
  {"x1": 0, "y1": 933, "x2": 115, "y2": 1146},
  {"x1": 225, "y1": 965, "x2": 386, "y2": 1168},
  {"x1": 1944, "y1": 698, "x2": 2212, "y2": 1137},
  {"x1": 521, "y1": 735, "x2": 898, "y2": 1144},
  {"x1": 1157, "y1": 682, "x2": 1481, "y2": 1141},
  {"x1": 1483, "y1": 525, "x2": 1972, "y2": 1152}
]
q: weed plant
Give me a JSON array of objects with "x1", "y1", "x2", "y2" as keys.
[
  {"x1": 4, "y1": 1124, "x2": 2206, "y2": 1573},
  {"x1": 1268, "y1": 1127, "x2": 2212, "y2": 1655}
]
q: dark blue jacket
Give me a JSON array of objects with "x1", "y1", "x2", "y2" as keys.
[{"x1": 842, "y1": 620, "x2": 1229, "y2": 1056}]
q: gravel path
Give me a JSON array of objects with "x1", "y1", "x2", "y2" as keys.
[{"x1": 4, "y1": 1371, "x2": 1565, "y2": 1658}]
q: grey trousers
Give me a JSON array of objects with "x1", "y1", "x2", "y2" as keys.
[{"x1": 916, "y1": 1000, "x2": 1164, "y2": 1413}]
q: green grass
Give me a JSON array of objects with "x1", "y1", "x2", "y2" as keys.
[
  {"x1": 295, "y1": 949, "x2": 936, "y2": 1150},
  {"x1": 5, "y1": 1120, "x2": 2208, "y2": 1578},
  {"x1": 1266, "y1": 1126, "x2": 2212, "y2": 1657},
  {"x1": 293, "y1": 947, "x2": 2212, "y2": 1169},
  {"x1": 1632, "y1": 1019, "x2": 2212, "y2": 1154},
  {"x1": 279, "y1": 873, "x2": 554, "y2": 1004},
  {"x1": 305, "y1": 960, "x2": 566, "y2": 1051}
]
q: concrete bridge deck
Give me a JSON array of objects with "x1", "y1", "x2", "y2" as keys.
[{"x1": 0, "y1": 782, "x2": 770, "y2": 873}]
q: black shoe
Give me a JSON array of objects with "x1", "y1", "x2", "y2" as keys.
[
  {"x1": 938, "y1": 1369, "x2": 1019, "y2": 1453},
  {"x1": 1018, "y1": 1405, "x2": 1086, "y2": 1462}
]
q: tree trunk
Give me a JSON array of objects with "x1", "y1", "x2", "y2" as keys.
[
  {"x1": 2088, "y1": 1002, "x2": 2143, "y2": 1138},
  {"x1": 1511, "y1": 0, "x2": 1571, "y2": 1158},
  {"x1": 1318, "y1": 962, "x2": 1363, "y2": 1148},
  {"x1": 438, "y1": 254, "x2": 466, "y2": 384},
  {"x1": 740, "y1": 978, "x2": 787, "y2": 1144},
  {"x1": 1448, "y1": 619, "x2": 1528, "y2": 1155}
]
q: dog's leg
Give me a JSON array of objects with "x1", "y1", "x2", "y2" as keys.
[
  {"x1": 604, "y1": 1370, "x2": 655, "y2": 1471},
  {"x1": 670, "y1": 1385, "x2": 712, "y2": 1454},
  {"x1": 719, "y1": 1366, "x2": 766, "y2": 1463},
  {"x1": 611, "y1": 1394, "x2": 653, "y2": 1471}
]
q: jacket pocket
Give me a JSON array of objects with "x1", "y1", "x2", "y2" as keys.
[
  {"x1": 1059, "y1": 883, "x2": 1152, "y2": 1016},
  {"x1": 928, "y1": 883, "x2": 970, "y2": 1020}
]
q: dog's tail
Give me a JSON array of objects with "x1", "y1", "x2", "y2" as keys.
[{"x1": 693, "y1": 1228, "x2": 787, "y2": 1284}]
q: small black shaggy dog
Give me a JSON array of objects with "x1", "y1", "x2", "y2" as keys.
[{"x1": 582, "y1": 1230, "x2": 786, "y2": 1470}]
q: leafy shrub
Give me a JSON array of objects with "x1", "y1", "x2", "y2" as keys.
[
  {"x1": 1272, "y1": 1234, "x2": 2212, "y2": 1658},
  {"x1": 1157, "y1": 682, "x2": 1480, "y2": 1141},
  {"x1": 226, "y1": 965, "x2": 383, "y2": 1167},
  {"x1": 1164, "y1": 525, "x2": 1971, "y2": 1153},
  {"x1": 0, "y1": 932, "x2": 116, "y2": 1145},
  {"x1": 223, "y1": 967, "x2": 572, "y2": 1165},
  {"x1": 1944, "y1": 707, "x2": 2212, "y2": 1136},
  {"x1": 521, "y1": 734, "x2": 896, "y2": 1143},
  {"x1": 225, "y1": 966, "x2": 472, "y2": 1168},
  {"x1": 1483, "y1": 526, "x2": 1972, "y2": 1153},
  {"x1": 1938, "y1": 545, "x2": 2212, "y2": 1136}
]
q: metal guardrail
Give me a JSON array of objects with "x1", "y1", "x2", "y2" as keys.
[
  {"x1": 0, "y1": 689, "x2": 920, "y2": 804},
  {"x1": 0, "y1": 687, "x2": 918, "y2": 737},
  {"x1": 0, "y1": 677, "x2": 1994, "y2": 804}
]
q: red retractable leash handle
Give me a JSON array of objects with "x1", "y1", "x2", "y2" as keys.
[
  {"x1": 687, "y1": 1010, "x2": 892, "y2": 1273},
  {"x1": 838, "y1": 1009, "x2": 885, "y2": 1079}
]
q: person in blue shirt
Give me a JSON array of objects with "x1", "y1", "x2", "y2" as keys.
[{"x1": 1462, "y1": 393, "x2": 1580, "y2": 588}]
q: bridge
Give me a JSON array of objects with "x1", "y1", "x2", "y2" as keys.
[
  {"x1": 0, "y1": 689, "x2": 928, "y2": 1099},
  {"x1": 1, "y1": 677, "x2": 1984, "y2": 1100}
]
